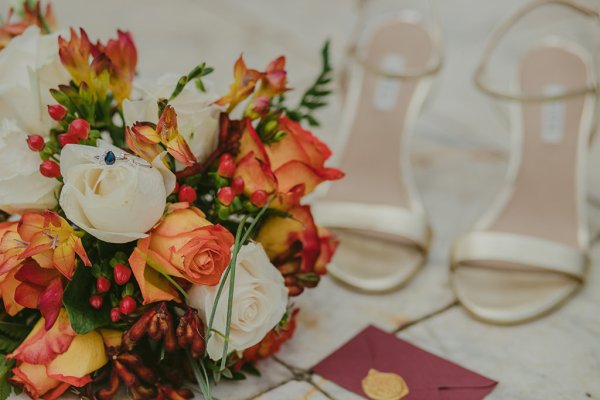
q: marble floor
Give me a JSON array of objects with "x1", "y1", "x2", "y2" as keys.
[{"x1": 9, "y1": 0, "x2": 600, "y2": 398}]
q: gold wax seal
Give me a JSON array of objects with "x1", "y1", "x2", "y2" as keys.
[{"x1": 361, "y1": 369, "x2": 409, "y2": 400}]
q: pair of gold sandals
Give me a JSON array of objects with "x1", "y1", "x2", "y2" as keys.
[{"x1": 314, "y1": 0, "x2": 600, "y2": 325}]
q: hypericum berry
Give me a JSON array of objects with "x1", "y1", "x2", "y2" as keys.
[
  {"x1": 89, "y1": 295, "x2": 103, "y2": 310},
  {"x1": 217, "y1": 153, "x2": 236, "y2": 178},
  {"x1": 178, "y1": 184, "x2": 197, "y2": 203},
  {"x1": 26, "y1": 135, "x2": 45, "y2": 151},
  {"x1": 39, "y1": 160, "x2": 61, "y2": 178},
  {"x1": 114, "y1": 263, "x2": 132, "y2": 286},
  {"x1": 172, "y1": 181, "x2": 180, "y2": 194},
  {"x1": 96, "y1": 276, "x2": 111, "y2": 294},
  {"x1": 68, "y1": 118, "x2": 90, "y2": 140},
  {"x1": 217, "y1": 187, "x2": 234, "y2": 206},
  {"x1": 47, "y1": 104, "x2": 67, "y2": 121},
  {"x1": 58, "y1": 133, "x2": 79, "y2": 147},
  {"x1": 250, "y1": 190, "x2": 268, "y2": 207},
  {"x1": 110, "y1": 308, "x2": 121, "y2": 323},
  {"x1": 120, "y1": 295, "x2": 137, "y2": 315},
  {"x1": 231, "y1": 176, "x2": 245, "y2": 195}
]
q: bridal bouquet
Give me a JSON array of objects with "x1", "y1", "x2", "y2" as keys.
[{"x1": 0, "y1": 2, "x2": 343, "y2": 399}]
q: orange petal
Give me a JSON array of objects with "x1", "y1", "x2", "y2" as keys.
[
  {"x1": 129, "y1": 239, "x2": 180, "y2": 305},
  {"x1": 0, "y1": 269, "x2": 24, "y2": 316},
  {"x1": 274, "y1": 160, "x2": 343, "y2": 195},
  {"x1": 8, "y1": 309, "x2": 76, "y2": 364},
  {"x1": 234, "y1": 152, "x2": 278, "y2": 195},
  {"x1": 10, "y1": 363, "x2": 62, "y2": 400}
]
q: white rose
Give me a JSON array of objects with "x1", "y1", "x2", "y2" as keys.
[
  {"x1": 123, "y1": 74, "x2": 220, "y2": 166},
  {"x1": 59, "y1": 141, "x2": 176, "y2": 244},
  {"x1": 0, "y1": 119, "x2": 60, "y2": 214},
  {"x1": 189, "y1": 243, "x2": 288, "y2": 361},
  {"x1": 0, "y1": 26, "x2": 69, "y2": 135}
]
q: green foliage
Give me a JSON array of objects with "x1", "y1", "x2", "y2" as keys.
[
  {"x1": 0, "y1": 357, "x2": 15, "y2": 400},
  {"x1": 283, "y1": 40, "x2": 333, "y2": 127},
  {"x1": 63, "y1": 266, "x2": 111, "y2": 334},
  {"x1": 169, "y1": 62, "x2": 215, "y2": 101}
]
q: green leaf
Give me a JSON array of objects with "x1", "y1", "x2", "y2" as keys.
[
  {"x1": 63, "y1": 266, "x2": 111, "y2": 334},
  {"x1": 240, "y1": 361, "x2": 261, "y2": 377},
  {"x1": 0, "y1": 356, "x2": 15, "y2": 400},
  {"x1": 0, "y1": 322, "x2": 29, "y2": 340},
  {"x1": 281, "y1": 40, "x2": 333, "y2": 127},
  {"x1": 0, "y1": 336, "x2": 19, "y2": 353}
]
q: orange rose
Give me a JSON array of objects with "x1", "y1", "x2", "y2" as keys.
[
  {"x1": 8, "y1": 309, "x2": 108, "y2": 399},
  {"x1": 129, "y1": 203, "x2": 235, "y2": 304}
]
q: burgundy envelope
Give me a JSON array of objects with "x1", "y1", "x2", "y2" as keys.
[{"x1": 312, "y1": 325, "x2": 497, "y2": 400}]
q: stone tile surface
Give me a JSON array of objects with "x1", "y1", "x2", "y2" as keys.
[{"x1": 4, "y1": 1, "x2": 599, "y2": 399}]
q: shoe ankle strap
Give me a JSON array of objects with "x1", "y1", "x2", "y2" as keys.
[
  {"x1": 474, "y1": 0, "x2": 600, "y2": 103},
  {"x1": 347, "y1": 0, "x2": 444, "y2": 80}
]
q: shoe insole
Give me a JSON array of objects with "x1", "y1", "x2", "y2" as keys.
[{"x1": 455, "y1": 44, "x2": 591, "y2": 322}]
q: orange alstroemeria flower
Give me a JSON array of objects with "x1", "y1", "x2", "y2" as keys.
[
  {"x1": 8, "y1": 309, "x2": 108, "y2": 400},
  {"x1": 215, "y1": 55, "x2": 262, "y2": 112},
  {"x1": 0, "y1": 221, "x2": 66, "y2": 328},
  {"x1": 17, "y1": 211, "x2": 91, "y2": 279},
  {"x1": 126, "y1": 106, "x2": 197, "y2": 166},
  {"x1": 129, "y1": 203, "x2": 234, "y2": 304}
]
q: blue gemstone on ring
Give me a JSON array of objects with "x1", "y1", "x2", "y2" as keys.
[{"x1": 104, "y1": 151, "x2": 116, "y2": 165}]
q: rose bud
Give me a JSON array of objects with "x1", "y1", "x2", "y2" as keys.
[
  {"x1": 250, "y1": 190, "x2": 268, "y2": 207},
  {"x1": 89, "y1": 295, "x2": 103, "y2": 310},
  {"x1": 68, "y1": 118, "x2": 91, "y2": 140},
  {"x1": 217, "y1": 153, "x2": 235, "y2": 178},
  {"x1": 39, "y1": 160, "x2": 61, "y2": 178},
  {"x1": 26, "y1": 135, "x2": 45, "y2": 151},
  {"x1": 178, "y1": 184, "x2": 197, "y2": 203},
  {"x1": 110, "y1": 308, "x2": 121, "y2": 323},
  {"x1": 96, "y1": 276, "x2": 111, "y2": 293},
  {"x1": 231, "y1": 176, "x2": 245, "y2": 195},
  {"x1": 47, "y1": 104, "x2": 67, "y2": 121},
  {"x1": 217, "y1": 187, "x2": 234, "y2": 206},
  {"x1": 120, "y1": 295, "x2": 137, "y2": 315},
  {"x1": 59, "y1": 133, "x2": 79, "y2": 147}
]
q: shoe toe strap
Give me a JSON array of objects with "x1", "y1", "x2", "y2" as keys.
[
  {"x1": 312, "y1": 201, "x2": 431, "y2": 251},
  {"x1": 451, "y1": 231, "x2": 587, "y2": 280}
]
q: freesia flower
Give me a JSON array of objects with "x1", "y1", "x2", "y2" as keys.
[
  {"x1": 126, "y1": 105, "x2": 197, "y2": 167},
  {"x1": 0, "y1": 119, "x2": 61, "y2": 214},
  {"x1": 8, "y1": 309, "x2": 108, "y2": 399},
  {"x1": 58, "y1": 28, "x2": 137, "y2": 104},
  {"x1": 188, "y1": 242, "x2": 288, "y2": 361},
  {"x1": 0, "y1": 1, "x2": 56, "y2": 49},
  {"x1": 59, "y1": 140, "x2": 176, "y2": 244},
  {"x1": 129, "y1": 203, "x2": 234, "y2": 304},
  {"x1": 214, "y1": 55, "x2": 262, "y2": 112},
  {"x1": 123, "y1": 73, "x2": 220, "y2": 165}
]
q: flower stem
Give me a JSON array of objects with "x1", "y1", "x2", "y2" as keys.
[{"x1": 145, "y1": 255, "x2": 189, "y2": 301}]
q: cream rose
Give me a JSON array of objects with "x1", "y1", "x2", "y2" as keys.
[
  {"x1": 123, "y1": 74, "x2": 220, "y2": 165},
  {"x1": 189, "y1": 243, "x2": 288, "y2": 360},
  {"x1": 0, "y1": 119, "x2": 60, "y2": 214},
  {"x1": 0, "y1": 26, "x2": 69, "y2": 135},
  {"x1": 59, "y1": 141, "x2": 176, "y2": 244}
]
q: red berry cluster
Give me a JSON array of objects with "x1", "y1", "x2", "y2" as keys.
[
  {"x1": 211, "y1": 153, "x2": 270, "y2": 220},
  {"x1": 26, "y1": 106, "x2": 94, "y2": 180},
  {"x1": 88, "y1": 262, "x2": 137, "y2": 323}
]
